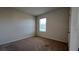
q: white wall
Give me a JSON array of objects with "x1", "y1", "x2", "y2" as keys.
[
  {"x1": 0, "y1": 8, "x2": 35, "y2": 45},
  {"x1": 37, "y1": 8, "x2": 69, "y2": 43},
  {"x1": 77, "y1": 8, "x2": 79, "y2": 50},
  {"x1": 69, "y1": 7, "x2": 79, "y2": 51}
]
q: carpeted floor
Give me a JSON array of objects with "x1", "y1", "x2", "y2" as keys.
[{"x1": 0, "y1": 37, "x2": 68, "y2": 51}]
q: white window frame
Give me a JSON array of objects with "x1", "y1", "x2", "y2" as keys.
[{"x1": 39, "y1": 18, "x2": 47, "y2": 32}]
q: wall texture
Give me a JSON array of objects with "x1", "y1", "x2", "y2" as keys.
[
  {"x1": 77, "y1": 8, "x2": 79, "y2": 50},
  {"x1": 69, "y1": 7, "x2": 79, "y2": 51},
  {"x1": 37, "y1": 8, "x2": 69, "y2": 43},
  {"x1": 0, "y1": 8, "x2": 35, "y2": 45}
]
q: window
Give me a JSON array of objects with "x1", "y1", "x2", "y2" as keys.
[{"x1": 39, "y1": 18, "x2": 46, "y2": 32}]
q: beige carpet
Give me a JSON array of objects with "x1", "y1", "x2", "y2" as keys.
[{"x1": 0, "y1": 37, "x2": 68, "y2": 51}]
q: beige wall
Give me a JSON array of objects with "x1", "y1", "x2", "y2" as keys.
[
  {"x1": 0, "y1": 8, "x2": 35, "y2": 45},
  {"x1": 37, "y1": 8, "x2": 69, "y2": 43}
]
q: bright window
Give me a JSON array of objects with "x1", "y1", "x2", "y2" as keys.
[{"x1": 39, "y1": 18, "x2": 46, "y2": 32}]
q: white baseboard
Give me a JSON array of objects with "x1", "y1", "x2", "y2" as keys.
[
  {"x1": 38, "y1": 35, "x2": 67, "y2": 43},
  {"x1": 0, "y1": 34, "x2": 34, "y2": 45}
]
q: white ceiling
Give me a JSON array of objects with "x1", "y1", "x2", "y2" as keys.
[{"x1": 16, "y1": 7, "x2": 58, "y2": 16}]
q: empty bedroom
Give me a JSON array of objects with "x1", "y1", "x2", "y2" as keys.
[{"x1": 0, "y1": 7, "x2": 70, "y2": 51}]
